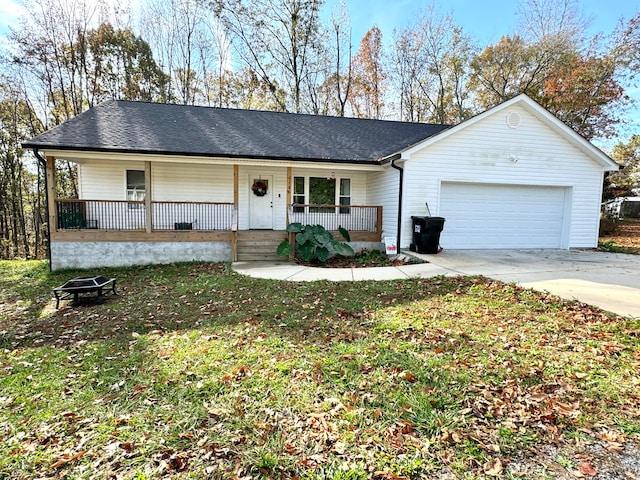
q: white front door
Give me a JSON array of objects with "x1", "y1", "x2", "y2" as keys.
[{"x1": 249, "y1": 174, "x2": 274, "y2": 229}]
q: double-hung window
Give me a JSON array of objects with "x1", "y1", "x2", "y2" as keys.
[
  {"x1": 126, "y1": 170, "x2": 145, "y2": 209},
  {"x1": 339, "y1": 178, "x2": 351, "y2": 214},
  {"x1": 293, "y1": 176, "x2": 305, "y2": 213}
]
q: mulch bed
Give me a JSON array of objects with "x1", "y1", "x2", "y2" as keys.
[{"x1": 295, "y1": 251, "x2": 425, "y2": 268}]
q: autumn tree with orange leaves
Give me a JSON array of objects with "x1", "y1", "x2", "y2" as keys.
[{"x1": 541, "y1": 55, "x2": 625, "y2": 140}]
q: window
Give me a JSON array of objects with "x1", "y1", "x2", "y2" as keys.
[
  {"x1": 293, "y1": 176, "x2": 305, "y2": 213},
  {"x1": 309, "y1": 177, "x2": 335, "y2": 213},
  {"x1": 126, "y1": 170, "x2": 145, "y2": 208},
  {"x1": 293, "y1": 176, "x2": 352, "y2": 213},
  {"x1": 339, "y1": 178, "x2": 351, "y2": 214}
]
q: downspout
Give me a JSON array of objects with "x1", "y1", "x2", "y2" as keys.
[
  {"x1": 390, "y1": 156, "x2": 403, "y2": 253},
  {"x1": 32, "y1": 149, "x2": 52, "y2": 271}
]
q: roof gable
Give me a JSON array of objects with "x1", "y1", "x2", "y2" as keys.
[
  {"x1": 400, "y1": 94, "x2": 619, "y2": 171},
  {"x1": 24, "y1": 100, "x2": 449, "y2": 164}
]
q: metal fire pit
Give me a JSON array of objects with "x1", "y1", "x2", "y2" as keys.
[{"x1": 53, "y1": 276, "x2": 117, "y2": 309}]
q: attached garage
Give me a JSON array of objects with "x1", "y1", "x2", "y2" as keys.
[
  {"x1": 398, "y1": 95, "x2": 620, "y2": 251},
  {"x1": 438, "y1": 182, "x2": 570, "y2": 249}
]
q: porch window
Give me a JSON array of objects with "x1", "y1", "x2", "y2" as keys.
[
  {"x1": 293, "y1": 176, "x2": 305, "y2": 213},
  {"x1": 339, "y1": 178, "x2": 351, "y2": 214},
  {"x1": 293, "y1": 176, "x2": 352, "y2": 213},
  {"x1": 309, "y1": 177, "x2": 336, "y2": 213},
  {"x1": 126, "y1": 170, "x2": 145, "y2": 209}
]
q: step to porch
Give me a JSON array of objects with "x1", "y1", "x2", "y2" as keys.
[{"x1": 236, "y1": 230, "x2": 288, "y2": 262}]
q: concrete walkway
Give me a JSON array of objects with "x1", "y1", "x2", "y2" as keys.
[{"x1": 232, "y1": 249, "x2": 640, "y2": 318}]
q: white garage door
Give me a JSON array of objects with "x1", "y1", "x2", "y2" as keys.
[{"x1": 438, "y1": 182, "x2": 568, "y2": 249}]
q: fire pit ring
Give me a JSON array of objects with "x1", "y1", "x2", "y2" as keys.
[{"x1": 53, "y1": 276, "x2": 117, "y2": 309}]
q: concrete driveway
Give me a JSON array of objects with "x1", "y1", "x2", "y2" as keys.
[
  {"x1": 233, "y1": 249, "x2": 640, "y2": 318},
  {"x1": 417, "y1": 249, "x2": 640, "y2": 318}
]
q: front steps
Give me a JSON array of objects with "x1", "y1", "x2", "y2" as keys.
[{"x1": 236, "y1": 230, "x2": 288, "y2": 262}]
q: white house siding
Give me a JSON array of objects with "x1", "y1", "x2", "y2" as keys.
[
  {"x1": 403, "y1": 104, "x2": 605, "y2": 249},
  {"x1": 78, "y1": 160, "x2": 233, "y2": 201},
  {"x1": 152, "y1": 163, "x2": 234, "y2": 230},
  {"x1": 77, "y1": 159, "x2": 148, "y2": 230},
  {"x1": 78, "y1": 159, "x2": 138, "y2": 200},
  {"x1": 152, "y1": 163, "x2": 233, "y2": 201},
  {"x1": 366, "y1": 167, "x2": 399, "y2": 241}
]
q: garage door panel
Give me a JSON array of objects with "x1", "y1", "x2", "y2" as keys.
[{"x1": 439, "y1": 183, "x2": 566, "y2": 249}]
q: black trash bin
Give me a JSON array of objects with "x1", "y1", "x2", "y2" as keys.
[{"x1": 410, "y1": 216, "x2": 445, "y2": 254}]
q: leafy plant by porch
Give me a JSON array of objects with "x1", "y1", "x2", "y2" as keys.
[
  {"x1": 277, "y1": 223, "x2": 355, "y2": 263},
  {"x1": 1, "y1": 261, "x2": 639, "y2": 478}
]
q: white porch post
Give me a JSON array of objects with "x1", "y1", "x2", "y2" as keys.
[
  {"x1": 144, "y1": 161, "x2": 152, "y2": 233},
  {"x1": 232, "y1": 164, "x2": 239, "y2": 261}
]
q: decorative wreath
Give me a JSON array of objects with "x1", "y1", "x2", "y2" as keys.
[{"x1": 251, "y1": 180, "x2": 268, "y2": 196}]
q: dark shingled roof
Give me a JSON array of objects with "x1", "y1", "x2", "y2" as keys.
[{"x1": 24, "y1": 100, "x2": 450, "y2": 164}]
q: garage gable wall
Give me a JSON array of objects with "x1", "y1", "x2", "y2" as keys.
[{"x1": 402, "y1": 103, "x2": 605, "y2": 249}]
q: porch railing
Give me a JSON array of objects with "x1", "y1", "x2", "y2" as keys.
[
  {"x1": 152, "y1": 201, "x2": 234, "y2": 231},
  {"x1": 56, "y1": 199, "x2": 235, "y2": 231},
  {"x1": 289, "y1": 204, "x2": 382, "y2": 233}
]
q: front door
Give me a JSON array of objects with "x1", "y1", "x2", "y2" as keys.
[{"x1": 249, "y1": 174, "x2": 274, "y2": 229}]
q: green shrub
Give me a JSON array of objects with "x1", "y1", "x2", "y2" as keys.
[{"x1": 277, "y1": 223, "x2": 354, "y2": 264}]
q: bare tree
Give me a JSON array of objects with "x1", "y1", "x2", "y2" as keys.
[
  {"x1": 140, "y1": 0, "x2": 217, "y2": 105},
  {"x1": 205, "y1": 17, "x2": 234, "y2": 107},
  {"x1": 332, "y1": 5, "x2": 352, "y2": 116},
  {"x1": 389, "y1": 6, "x2": 474, "y2": 124},
  {"x1": 517, "y1": 0, "x2": 591, "y2": 49},
  {"x1": 221, "y1": 0, "x2": 325, "y2": 113},
  {"x1": 349, "y1": 26, "x2": 385, "y2": 119},
  {"x1": 11, "y1": 0, "x2": 106, "y2": 122}
]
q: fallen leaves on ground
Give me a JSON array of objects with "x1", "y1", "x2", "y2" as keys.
[{"x1": 1, "y1": 262, "x2": 639, "y2": 479}]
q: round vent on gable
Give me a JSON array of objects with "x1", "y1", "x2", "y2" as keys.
[{"x1": 506, "y1": 111, "x2": 521, "y2": 129}]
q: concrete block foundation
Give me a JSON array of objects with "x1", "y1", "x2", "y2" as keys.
[{"x1": 50, "y1": 241, "x2": 232, "y2": 271}]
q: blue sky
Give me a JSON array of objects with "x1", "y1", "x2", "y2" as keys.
[
  {"x1": 341, "y1": 0, "x2": 640, "y2": 145},
  {"x1": 342, "y1": 0, "x2": 639, "y2": 45}
]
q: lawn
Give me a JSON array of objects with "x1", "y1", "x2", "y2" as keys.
[
  {"x1": 599, "y1": 219, "x2": 640, "y2": 254},
  {"x1": 1, "y1": 261, "x2": 639, "y2": 479}
]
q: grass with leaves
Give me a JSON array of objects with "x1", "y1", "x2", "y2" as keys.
[
  {"x1": 1, "y1": 260, "x2": 639, "y2": 479},
  {"x1": 599, "y1": 219, "x2": 640, "y2": 254}
]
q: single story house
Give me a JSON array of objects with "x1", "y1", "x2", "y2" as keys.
[{"x1": 24, "y1": 94, "x2": 619, "y2": 270}]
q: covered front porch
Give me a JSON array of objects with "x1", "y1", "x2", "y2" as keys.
[{"x1": 45, "y1": 156, "x2": 385, "y2": 268}]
